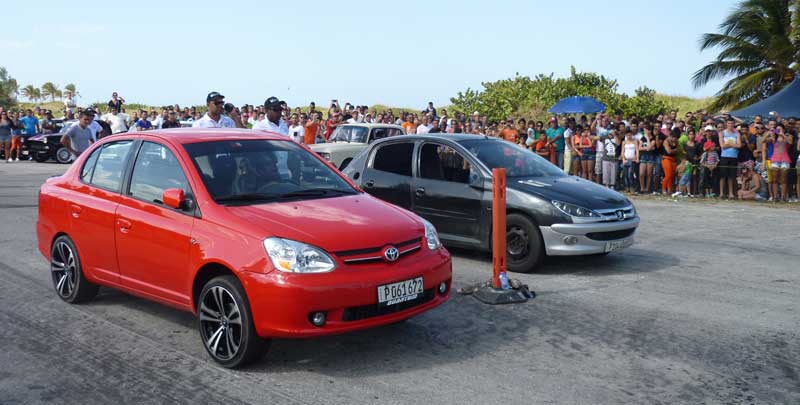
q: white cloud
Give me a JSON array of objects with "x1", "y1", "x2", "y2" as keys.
[
  {"x1": 58, "y1": 24, "x2": 107, "y2": 35},
  {"x1": 53, "y1": 41, "x2": 81, "y2": 50},
  {"x1": 0, "y1": 40, "x2": 34, "y2": 50},
  {"x1": 33, "y1": 24, "x2": 107, "y2": 35}
]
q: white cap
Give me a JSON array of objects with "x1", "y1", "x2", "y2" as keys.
[{"x1": 704, "y1": 125, "x2": 715, "y2": 131}]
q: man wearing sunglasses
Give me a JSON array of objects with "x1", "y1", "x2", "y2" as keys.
[
  {"x1": 252, "y1": 96, "x2": 289, "y2": 136},
  {"x1": 192, "y1": 91, "x2": 243, "y2": 128}
]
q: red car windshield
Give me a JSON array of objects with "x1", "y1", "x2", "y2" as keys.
[{"x1": 184, "y1": 139, "x2": 357, "y2": 204}]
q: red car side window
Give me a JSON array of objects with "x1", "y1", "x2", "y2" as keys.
[
  {"x1": 129, "y1": 141, "x2": 191, "y2": 205},
  {"x1": 85, "y1": 140, "x2": 134, "y2": 192}
]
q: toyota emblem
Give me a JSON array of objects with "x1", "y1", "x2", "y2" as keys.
[
  {"x1": 615, "y1": 210, "x2": 624, "y2": 220},
  {"x1": 383, "y1": 246, "x2": 400, "y2": 262}
]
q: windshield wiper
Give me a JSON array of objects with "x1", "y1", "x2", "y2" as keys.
[
  {"x1": 276, "y1": 188, "x2": 356, "y2": 199},
  {"x1": 214, "y1": 193, "x2": 278, "y2": 203}
]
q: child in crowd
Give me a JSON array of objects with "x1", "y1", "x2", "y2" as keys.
[
  {"x1": 738, "y1": 165, "x2": 764, "y2": 200},
  {"x1": 675, "y1": 157, "x2": 693, "y2": 197},
  {"x1": 699, "y1": 141, "x2": 719, "y2": 198},
  {"x1": 535, "y1": 131, "x2": 555, "y2": 164}
]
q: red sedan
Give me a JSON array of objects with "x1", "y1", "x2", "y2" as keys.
[{"x1": 37, "y1": 129, "x2": 452, "y2": 368}]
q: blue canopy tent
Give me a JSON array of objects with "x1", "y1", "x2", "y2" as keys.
[
  {"x1": 729, "y1": 77, "x2": 800, "y2": 119},
  {"x1": 548, "y1": 96, "x2": 606, "y2": 114}
]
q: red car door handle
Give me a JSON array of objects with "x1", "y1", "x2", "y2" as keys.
[
  {"x1": 117, "y1": 218, "x2": 132, "y2": 233},
  {"x1": 69, "y1": 204, "x2": 82, "y2": 218}
]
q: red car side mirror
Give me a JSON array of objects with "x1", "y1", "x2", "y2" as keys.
[{"x1": 162, "y1": 188, "x2": 185, "y2": 210}]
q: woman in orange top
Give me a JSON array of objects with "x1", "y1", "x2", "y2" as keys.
[
  {"x1": 661, "y1": 128, "x2": 680, "y2": 194},
  {"x1": 575, "y1": 127, "x2": 596, "y2": 181}
]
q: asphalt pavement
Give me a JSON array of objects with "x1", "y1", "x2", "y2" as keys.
[{"x1": 1, "y1": 161, "x2": 798, "y2": 404}]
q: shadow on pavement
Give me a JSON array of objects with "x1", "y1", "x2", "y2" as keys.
[
  {"x1": 82, "y1": 246, "x2": 677, "y2": 378},
  {"x1": 88, "y1": 284, "x2": 539, "y2": 378},
  {"x1": 447, "y1": 246, "x2": 679, "y2": 277}
]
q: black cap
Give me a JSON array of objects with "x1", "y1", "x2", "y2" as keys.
[
  {"x1": 206, "y1": 91, "x2": 225, "y2": 103},
  {"x1": 84, "y1": 108, "x2": 97, "y2": 116},
  {"x1": 264, "y1": 96, "x2": 282, "y2": 109}
]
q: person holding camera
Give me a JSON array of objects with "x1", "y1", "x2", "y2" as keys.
[
  {"x1": 193, "y1": 92, "x2": 244, "y2": 128},
  {"x1": 107, "y1": 92, "x2": 125, "y2": 113}
]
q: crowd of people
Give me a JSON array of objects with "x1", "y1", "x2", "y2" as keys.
[{"x1": 2, "y1": 92, "x2": 798, "y2": 203}]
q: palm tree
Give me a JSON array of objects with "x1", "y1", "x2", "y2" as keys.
[
  {"x1": 6, "y1": 78, "x2": 19, "y2": 101},
  {"x1": 64, "y1": 83, "x2": 78, "y2": 98},
  {"x1": 21, "y1": 85, "x2": 39, "y2": 102},
  {"x1": 41, "y1": 82, "x2": 60, "y2": 102},
  {"x1": 692, "y1": 0, "x2": 799, "y2": 112}
]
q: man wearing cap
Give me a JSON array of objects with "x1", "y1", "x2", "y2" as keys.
[
  {"x1": 86, "y1": 109, "x2": 100, "y2": 140},
  {"x1": 193, "y1": 92, "x2": 244, "y2": 128},
  {"x1": 61, "y1": 110, "x2": 95, "y2": 157},
  {"x1": 252, "y1": 97, "x2": 289, "y2": 135},
  {"x1": 41, "y1": 111, "x2": 57, "y2": 134}
]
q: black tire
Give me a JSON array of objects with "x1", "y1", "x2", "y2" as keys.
[
  {"x1": 33, "y1": 152, "x2": 50, "y2": 163},
  {"x1": 339, "y1": 158, "x2": 353, "y2": 171},
  {"x1": 55, "y1": 147, "x2": 72, "y2": 164},
  {"x1": 50, "y1": 235, "x2": 99, "y2": 303},
  {"x1": 505, "y1": 213, "x2": 544, "y2": 273},
  {"x1": 198, "y1": 275, "x2": 269, "y2": 368}
]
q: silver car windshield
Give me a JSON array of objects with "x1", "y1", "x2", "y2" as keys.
[{"x1": 331, "y1": 126, "x2": 369, "y2": 143}]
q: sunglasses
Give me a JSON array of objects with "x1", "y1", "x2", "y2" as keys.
[{"x1": 213, "y1": 101, "x2": 224, "y2": 105}]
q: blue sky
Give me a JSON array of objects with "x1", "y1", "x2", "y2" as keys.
[{"x1": 3, "y1": 0, "x2": 735, "y2": 108}]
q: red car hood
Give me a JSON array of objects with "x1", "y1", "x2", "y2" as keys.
[{"x1": 224, "y1": 194, "x2": 424, "y2": 252}]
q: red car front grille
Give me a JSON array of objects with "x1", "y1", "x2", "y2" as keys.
[{"x1": 334, "y1": 237, "x2": 422, "y2": 265}]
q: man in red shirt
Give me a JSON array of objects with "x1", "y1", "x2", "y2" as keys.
[
  {"x1": 499, "y1": 119, "x2": 519, "y2": 143},
  {"x1": 325, "y1": 113, "x2": 343, "y2": 141}
]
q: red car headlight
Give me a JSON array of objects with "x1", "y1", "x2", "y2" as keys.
[{"x1": 263, "y1": 237, "x2": 337, "y2": 273}]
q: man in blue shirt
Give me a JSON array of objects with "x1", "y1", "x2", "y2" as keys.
[
  {"x1": 20, "y1": 109, "x2": 40, "y2": 136},
  {"x1": 546, "y1": 116, "x2": 566, "y2": 169},
  {"x1": 135, "y1": 110, "x2": 153, "y2": 131}
]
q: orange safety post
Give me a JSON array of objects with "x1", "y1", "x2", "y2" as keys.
[{"x1": 492, "y1": 168, "x2": 507, "y2": 289}]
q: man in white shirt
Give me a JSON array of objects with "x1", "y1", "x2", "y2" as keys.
[
  {"x1": 252, "y1": 96, "x2": 289, "y2": 135},
  {"x1": 192, "y1": 92, "x2": 244, "y2": 128},
  {"x1": 103, "y1": 109, "x2": 129, "y2": 134},
  {"x1": 416, "y1": 116, "x2": 431, "y2": 134},
  {"x1": 289, "y1": 114, "x2": 306, "y2": 143}
]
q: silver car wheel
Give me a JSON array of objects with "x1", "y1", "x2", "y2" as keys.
[
  {"x1": 199, "y1": 286, "x2": 243, "y2": 361},
  {"x1": 51, "y1": 241, "x2": 77, "y2": 298}
]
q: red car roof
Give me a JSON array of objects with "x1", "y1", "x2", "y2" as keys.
[{"x1": 135, "y1": 128, "x2": 288, "y2": 144}]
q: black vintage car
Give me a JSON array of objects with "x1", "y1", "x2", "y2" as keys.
[
  {"x1": 342, "y1": 134, "x2": 640, "y2": 273},
  {"x1": 24, "y1": 119, "x2": 112, "y2": 163},
  {"x1": 23, "y1": 122, "x2": 75, "y2": 163}
]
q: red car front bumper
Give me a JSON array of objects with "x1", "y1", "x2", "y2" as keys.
[{"x1": 240, "y1": 249, "x2": 452, "y2": 338}]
